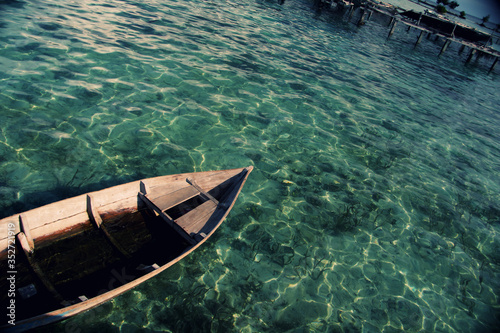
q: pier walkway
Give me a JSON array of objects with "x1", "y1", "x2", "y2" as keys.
[{"x1": 319, "y1": 0, "x2": 500, "y2": 73}]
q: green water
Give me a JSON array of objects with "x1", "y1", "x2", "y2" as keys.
[{"x1": 1, "y1": 0, "x2": 499, "y2": 331}]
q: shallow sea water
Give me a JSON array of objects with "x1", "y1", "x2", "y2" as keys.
[{"x1": 1, "y1": 0, "x2": 500, "y2": 332}]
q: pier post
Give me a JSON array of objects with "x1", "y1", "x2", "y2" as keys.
[
  {"x1": 415, "y1": 30, "x2": 425, "y2": 48},
  {"x1": 476, "y1": 50, "x2": 483, "y2": 61},
  {"x1": 451, "y1": 24, "x2": 457, "y2": 38},
  {"x1": 458, "y1": 44, "x2": 466, "y2": 54},
  {"x1": 466, "y1": 48, "x2": 477, "y2": 64},
  {"x1": 489, "y1": 57, "x2": 499, "y2": 73},
  {"x1": 357, "y1": 9, "x2": 367, "y2": 26},
  {"x1": 347, "y1": 5, "x2": 355, "y2": 19},
  {"x1": 387, "y1": 19, "x2": 398, "y2": 39},
  {"x1": 439, "y1": 39, "x2": 451, "y2": 57}
]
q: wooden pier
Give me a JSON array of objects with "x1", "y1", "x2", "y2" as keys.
[
  {"x1": 318, "y1": 0, "x2": 500, "y2": 73},
  {"x1": 384, "y1": 12, "x2": 500, "y2": 72}
]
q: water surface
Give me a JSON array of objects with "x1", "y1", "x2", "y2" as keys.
[{"x1": 1, "y1": 0, "x2": 499, "y2": 332}]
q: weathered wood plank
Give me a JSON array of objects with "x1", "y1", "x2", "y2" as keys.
[
  {"x1": 0, "y1": 216, "x2": 20, "y2": 243},
  {"x1": 87, "y1": 195, "x2": 103, "y2": 228},
  {"x1": 147, "y1": 186, "x2": 199, "y2": 211},
  {"x1": 190, "y1": 169, "x2": 241, "y2": 191},
  {"x1": 186, "y1": 178, "x2": 219, "y2": 205},
  {"x1": 20, "y1": 195, "x2": 88, "y2": 231},
  {"x1": 175, "y1": 201, "x2": 217, "y2": 236},
  {"x1": 19, "y1": 214, "x2": 35, "y2": 252},
  {"x1": 17, "y1": 232, "x2": 68, "y2": 305},
  {"x1": 138, "y1": 192, "x2": 196, "y2": 245},
  {"x1": 89, "y1": 181, "x2": 139, "y2": 206},
  {"x1": 87, "y1": 195, "x2": 130, "y2": 258},
  {"x1": 33, "y1": 213, "x2": 90, "y2": 245},
  {"x1": 144, "y1": 169, "x2": 242, "y2": 195},
  {"x1": 97, "y1": 196, "x2": 138, "y2": 217}
]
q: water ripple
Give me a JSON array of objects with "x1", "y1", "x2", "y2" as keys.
[{"x1": 1, "y1": 0, "x2": 500, "y2": 332}]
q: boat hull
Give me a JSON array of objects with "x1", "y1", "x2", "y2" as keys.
[{"x1": 0, "y1": 166, "x2": 253, "y2": 332}]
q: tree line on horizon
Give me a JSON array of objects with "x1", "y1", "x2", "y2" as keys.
[{"x1": 433, "y1": 0, "x2": 491, "y2": 25}]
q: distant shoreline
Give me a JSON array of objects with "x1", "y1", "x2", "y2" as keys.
[
  {"x1": 407, "y1": 0, "x2": 499, "y2": 25},
  {"x1": 374, "y1": 0, "x2": 500, "y2": 29},
  {"x1": 369, "y1": 0, "x2": 500, "y2": 49}
]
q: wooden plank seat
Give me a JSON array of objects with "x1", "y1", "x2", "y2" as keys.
[
  {"x1": 146, "y1": 186, "x2": 199, "y2": 215},
  {"x1": 139, "y1": 179, "x2": 219, "y2": 244},
  {"x1": 175, "y1": 200, "x2": 217, "y2": 236}
]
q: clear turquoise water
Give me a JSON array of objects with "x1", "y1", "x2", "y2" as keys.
[{"x1": 1, "y1": 0, "x2": 500, "y2": 332}]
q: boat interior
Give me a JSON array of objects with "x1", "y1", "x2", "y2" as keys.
[{"x1": 0, "y1": 169, "x2": 248, "y2": 325}]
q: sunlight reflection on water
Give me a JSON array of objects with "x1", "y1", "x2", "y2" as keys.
[{"x1": 1, "y1": 0, "x2": 500, "y2": 332}]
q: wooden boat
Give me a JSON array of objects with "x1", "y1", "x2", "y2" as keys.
[{"x1": 0, "y1": 166, "x2": 253, "y2": 332}]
